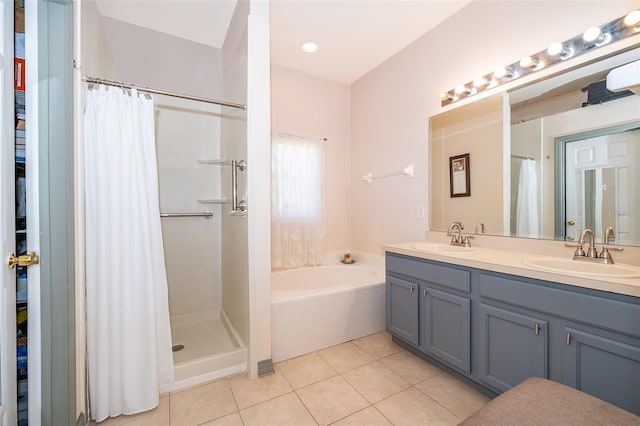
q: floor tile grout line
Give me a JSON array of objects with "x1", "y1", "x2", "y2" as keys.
[
  {"x1": 292, "y1": 390, "x2": 321, "y2": 426},
  {"x1": 410, "y1": 382, "x2": 462, "y2": 421}
]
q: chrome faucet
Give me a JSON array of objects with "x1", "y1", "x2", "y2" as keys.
[
  {"x1": 599, "y1": 227, "x2": 623, "y2": 263},
  {"x1": 447, "y1": 221, "x2": 463, "y2": 244},
  {"x1": 572, "y1": 227, "x2": 622, "y2": 264},
  {"x1": 447, "y1": 221, "x2": 473, "y2": 247},
  {"x1": 578, "y1": 229, "x2": 598, "y2": 258},
  {"x1": 475, "y1": 222, "x2": 485, "y2": 234}
]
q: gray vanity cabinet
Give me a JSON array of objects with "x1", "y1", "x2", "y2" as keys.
[
  {"x1": 420, "y1": 286, "x2": 471, "y2": 373},
  {"x1": 478, "y1": 304, "x2": 547, "y2": 392},
  {"x1": 386, "y1": 253, "x2": 471, "y2": 372},
  {"x1": 386, "y1": 275, "x2": 419, "y2": 345},
  {"x1": 563, "y1": 327, "x2": 640, "y2": 414},
  {"x1": 385, "y1": 252, "x2": 640, "y2": 415}
]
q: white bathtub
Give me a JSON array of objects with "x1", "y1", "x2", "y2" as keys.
[{"x1": 271, "y1": 252, "x2": 386, "y2": 362}]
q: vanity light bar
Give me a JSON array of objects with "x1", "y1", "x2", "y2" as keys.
[{"x1": 440, "y1": 10, "x2": 640, "y2": 106}]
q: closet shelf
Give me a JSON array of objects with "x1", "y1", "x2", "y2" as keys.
[
  {"x1": 197, "y1": 199, "x2": 231, "y2": 204},
  {"x1": 197, "y1": 159, "x2": 230, "y2": 166}
]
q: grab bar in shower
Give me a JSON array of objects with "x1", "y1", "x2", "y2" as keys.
[
  {"x1": 231, "y1": 160, "x2": 248, "y2": 217},
  {"x1": 160, "y1": 212, "x2": 213, "y2": 219}
]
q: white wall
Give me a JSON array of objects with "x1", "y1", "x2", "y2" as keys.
[
  {"x1": 271, "y1": 65, "x2": 352, "y2": 252},
  {"x1": 155, "y1": 96, "x2": 223, "y2": 318},
  {"x1": 246, "y1": 0, "x2": 273, "y2": 375},
  {"x1": 350, "y1": 0, "x2": 639, "y2": 254},
  {"x1": 100, "y1": 17, "x2": 223, "y2": 100},
  {"x1": 221, "y1": 0, "x2": 251, "y2": 366}
]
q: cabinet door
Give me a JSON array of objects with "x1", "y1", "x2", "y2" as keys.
[
  {"x1": 386, "y1": 276, "x2": 419, "y2": 346},
  {"x1": 478, "y1": 304, "x2": 547, "y2": 392},
  {"x1": 421, "y1": 287, "x2": 470, "y2": 373},
  {"x1": 563, "y1": 327, "x2": 640, "y2": 415}
]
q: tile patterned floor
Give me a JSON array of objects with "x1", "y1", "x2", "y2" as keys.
[{"x1": 94, "y1": 332, "x2": 490, "y2": 426}]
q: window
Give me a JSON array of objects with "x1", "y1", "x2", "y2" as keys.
[{"x1": 271, "y1": 134, "x2": 325, "y2": 268}]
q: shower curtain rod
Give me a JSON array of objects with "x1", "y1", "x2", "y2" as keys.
[
  {"x1": 273, "y1": 131, "x2": 327, "y2": 142},
  {"x1": 83, "y1": 76, "x2": 246, "y2": 110},
  {"x1": 511, "y1": 154, "x2": 535, "y2": 161}
]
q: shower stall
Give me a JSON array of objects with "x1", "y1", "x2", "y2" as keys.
[{"x1": 155, "y1": 92, "x2": 248, "y2": 386}]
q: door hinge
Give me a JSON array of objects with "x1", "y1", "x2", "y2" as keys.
[{"x1": 534, "y1": 323, "x2": 540, "y2": 336}]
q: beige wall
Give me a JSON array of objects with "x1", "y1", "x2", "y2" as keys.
[
  {"x1": 271, "y1": 65, "x2": 352, "y2": 252},
  {"x1": 350, "y1": 0, "x2": 638, "y2": 254},
  {"x1": 430, "y1": 95, "x2": 504, "y2": 235}
]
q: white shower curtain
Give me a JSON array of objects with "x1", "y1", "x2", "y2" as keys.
[
  {"x1": 84, "y1": 85, "x2": 173, "y2": 421},
  {"x1": 516, "y1": 159, "x2": 539, "y2": 237}
]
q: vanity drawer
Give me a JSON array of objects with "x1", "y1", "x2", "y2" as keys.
[
  {"x1": 478, "y1": 272, "x2": 640, "y2": 337},
  {"x1": 386, "y1": 253, "x2": 470, "y2": 293}
]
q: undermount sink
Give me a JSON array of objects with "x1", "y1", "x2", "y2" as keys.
[
  {"x1": 523, "y1": 257, "x2": 640, "y2": 278},
  {"x1": 412, "y1": 243, "x2": 481, "y2": 255}
]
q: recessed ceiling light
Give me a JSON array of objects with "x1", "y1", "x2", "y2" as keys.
[{"x1": 300, "y1": 41, "x2": 319, "y2": 54}]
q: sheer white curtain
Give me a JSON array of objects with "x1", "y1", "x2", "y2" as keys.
[
  {"x1": 271, "y1": 135, "x2": 325, "y2": 269},
  {"x1": 84, "y1": 85, "x2": 173, "y2": 421}
]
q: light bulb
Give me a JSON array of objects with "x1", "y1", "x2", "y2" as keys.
[
  {"x1": 473, "y1": 77, "x2": 488, "y2": 87},
  {"x1": 454, "y1": 84, "x2": 468, "y2": 95},
  {"x1": 583, "y1": 27, "x2": 603, "y2": 42},
  {"x1": 547, "y1": 42, "x2": 573, "y2": 59},
  {"x1": 519, "y1": 56, "x2": 539, "y2": 68},
  {"x1": 300, "y1": 41, "x2": 319, "y2": 53},
  {"x1": 624, "y1": 10, "x2": 640, "y2": 26},
  {"x1": 547, "y1": 42, "x2": 564, "y2": 56},
  {"x1": 441, "y1": 92, "x2": 453, "y2": 101},
  {"x1": 493, "y1": 66, "x2": 511, "y2": 79}
]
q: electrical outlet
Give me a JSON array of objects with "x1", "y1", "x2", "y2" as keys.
[{"x1": 417, "y1": 206, "x2": 425, "y2": 219}]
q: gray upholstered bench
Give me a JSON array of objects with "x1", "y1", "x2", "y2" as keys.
[{"x1": 459, "y1": 377, "x2": 640, "y2": 425}]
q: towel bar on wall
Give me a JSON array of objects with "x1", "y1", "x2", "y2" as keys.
[{"x1": 363, "y1": 164, "x2": 414, "y2": 184}]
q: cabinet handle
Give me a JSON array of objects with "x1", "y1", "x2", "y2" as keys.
[
  {"x1": 535, "y1": 323, "x2": 540, "y2": 336},
  {"x1": 423, "y1": 288, "x2": 428, "y2": 297},
  {"x1": 566, "y1": 332, "x2": 571, "y2": 345},
  {"x1": 410, "y1": 285, "x2": 415, "y2": 293}
]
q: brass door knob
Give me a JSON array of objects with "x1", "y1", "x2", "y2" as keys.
[
  {"x1": 567, "y1": 220, "x2": 575, "y2": 226},
  {"x1": 8, "y1": 251, "x2": 40, "y2": 269}
]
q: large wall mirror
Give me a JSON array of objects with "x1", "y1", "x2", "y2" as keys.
[{"x1": 430, "y1": 47, "x2": 640, "y2": 246}]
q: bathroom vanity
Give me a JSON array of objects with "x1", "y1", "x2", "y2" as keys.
[{"x1": 383, "y1": 243, "x2": 640, "y2": 415}]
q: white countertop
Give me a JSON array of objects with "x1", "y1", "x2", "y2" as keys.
[{"x1": 383, "y1": 240, "x2": 640, "y2": 298}]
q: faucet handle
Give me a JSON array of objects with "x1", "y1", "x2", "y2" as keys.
[
  {"x1": 570, "y1": 242, "x2": 585, "y2": 257},
  {"x1": 462, "y1": 234, "x2": 474, "y2": 247}
]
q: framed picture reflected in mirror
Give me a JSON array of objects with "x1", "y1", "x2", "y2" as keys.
[{"x1": 450, "y1": 153, "x2": 470, "y2": 197}]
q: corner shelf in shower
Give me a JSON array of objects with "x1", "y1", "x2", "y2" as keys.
[
  {"x1": 197, "y1": 199, "x2": 231, "y2": 204},
  {"x1": 197, "y1": 159, "x2": 230, "y2": 166}
]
